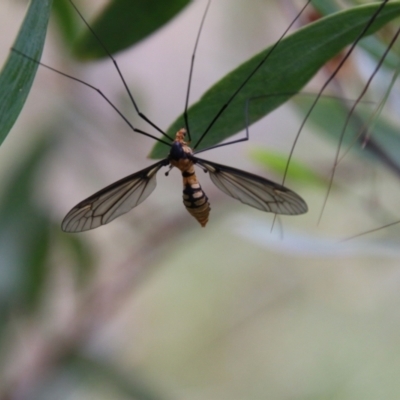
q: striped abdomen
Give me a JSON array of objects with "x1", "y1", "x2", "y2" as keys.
[{"x1": 182, "y1": 167, "x2": 210, "y2": 227}]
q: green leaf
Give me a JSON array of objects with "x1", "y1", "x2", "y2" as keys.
[
  {"x1": 311, "y1": 0, "x2": 341, "y2": 15},
  {"x1": 249, "y1": 148, "x2": 327, "y2": 188},
  {"x1": 149, "y1": 2, "x2": 400, "y2": 159},
  {"x1": 360, "y1": 34, "x2": 400, "y2": 71},
  {"x1": 64, "y1": 353, "x2": 165, "y2": 400},
  {"x1": 0, "y1": 137, "x2": 53, "y2": 312},
  {"x1": 0, "y1": 0, "x2": 53, "y2": 147},
  {"x1": 292, "y1": 96, "x2": 400, "y2": 174},
  {"x1": 53, "y1": 0, "x2": 82, "y2": 45},
  {"x1": 74, "y1": 0, "x2": 191, "y2": 60},
  {"x1": 60, "y1": 233, "x2": 95, "y2": 286},
  {"x1": 21, "y1": 216, "x2": 52, "y2": 311},
  {"x1": 313, "y1": 0, "x2": 400, "y2": 70}
]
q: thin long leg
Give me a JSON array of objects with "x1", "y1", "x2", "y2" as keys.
[
  {"x1": 281, "y1": 0, "x2": 390, "y2": 191},
  {"x1": 319, "y1": 26, "x2": 400, "y2": 223},
  {"x1": 335, "y1": 97, "x2": 400, "y2": 177},
  {"x1": 193, "y1": 0, "x2": 312, "y2": 150},
  {"x1": 341, "y1": 220, "x2": 400, "y2": 242},
  {"x1": 194, "y1": 94, "x2": 256, "y2": 154},
  {"x1": 184, "y1": 0, "x2": 212, "y2": 142},
  {"x1": 338, "y1": 62, "x2": 400, "y2": 166},
  {"x1": 193, "y1": 92, "x2": 363, "y2": 155},
  {"x1": 68, "y1": 0, "x2": 173, "y2": 142},
  {"x1": 12, "y1": 49, "x2": 171, "y2": 147},
  {"x1": 318, "y1": 28, "x2": 400, "y2": 222},
  {"x1": 193, "y1": 135, "x2": 248, "y2": 155}
]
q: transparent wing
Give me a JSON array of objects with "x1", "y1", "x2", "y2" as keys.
[
  {"x1": 194, "y1": 157, "x2": 307, "y2": 215},
  {"x1": 62, "y1": 160, "x2": 168, "y2": 232}
]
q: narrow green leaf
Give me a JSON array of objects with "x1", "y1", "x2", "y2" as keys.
[
  {"x1": 360, "y1": 35, "x2": 400, "y2": 70},
  {"x1": 0, "y1": 137, "x2": 53, "y2": 312},
  {"x1": 249, "y1": 148, "x2": 327, "y2": 188},
  {"x1": 60, "y1": 233, "x2": 95, "y2": 286},
  {"x1": 313, "y1": 0, "x2": 400, "y2": 70},
  {"x1": 21, "y1": 216, "x2": 51, "y2": 311},
  {"x1": 311, "y1": 0, "x2": 341, "y2": 15},
  {"x1": 0, "y1": 0, "x2": 53, "y2": 146},
  {"x1": 74, "y1": 0, "x2": 191, "y2": 60},
  {"x1": 0, "y1": 304, "x2": 8, "y2": 346},
  {"x1": 65, "y1": 353, "x2": 165, "y2": 400},
  {"x1": 292, "y1": 96, "x2": 400, "y2": 173},
  {"x1": 149, "y1": 2, "x2": 400, "y2": 159},
  {"x1": 53, "y1": 0, "x2": 82, "y2": 45}
]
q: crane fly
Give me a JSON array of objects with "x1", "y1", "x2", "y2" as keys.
[
  {"x1": 62, "y1": 128, "x2": 307, "y2": 232},
  {"x1": 10, "y1": 0, "x2": 396, "y2": 234},
  {"x1": 58, "y1": 0, "x2": 310, "y2": 232}
]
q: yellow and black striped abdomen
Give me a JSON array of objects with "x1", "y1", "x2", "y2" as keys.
[{"x1": 182, "y1": 167, "x2": 210, "y2": 227}]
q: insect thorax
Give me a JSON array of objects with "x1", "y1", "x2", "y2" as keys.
[{"x1": 169, "y1": 128, "x2": 194, "y2": 168}]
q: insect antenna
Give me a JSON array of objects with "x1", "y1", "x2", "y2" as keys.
[
  {"x1": 67, "y1": 0, "x2": 174, "y2": 142},
  {"x1": 184, "y1": 0, "x2": 212, "y2": 142},
  {"x1": 11, "y1": 48, "x2": 171, "y2": 147},
  {"x1": 192, "y1": 0, "x2": 313, "y2": 151}
]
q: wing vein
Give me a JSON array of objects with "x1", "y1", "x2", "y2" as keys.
[
  {"x1": 194, "y1": 157, "x2": 307, "y2": 216},
  {"x1": 62, "y1": 160, "x2": 167, "y2": 232}
]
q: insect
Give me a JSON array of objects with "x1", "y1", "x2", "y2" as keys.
[
  {"x1": 59, "y1": 0, "x2": 309, "y2": 232},
  {"x1": 62, "y1": 127, "x2": 307, "y2": 232}
]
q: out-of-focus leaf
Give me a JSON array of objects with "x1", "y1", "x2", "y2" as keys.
[
  {"x1": 0, "y1": 304, "x2": 8, "y2": 344},
  {"x1": 0, "y1": 137, "x2": 53, "y2": 312},
  {"x1": 360, "y1": 35, "x2": 400, "y2": 70},
  {"x1": 63, "y1": 353, "x2": 165, "y2": 400},
  {"x1": 150, "y1": 2, "x2": 400, "y2": 159},
  {"x1": 311, "y1": 0, "x2": 341, "y2": 15},
  {"x1": 53, "y1": 0, "x2": 82, "y2": 44},
  {"x1": 312, "y1": 0, "x2": 400, "y2": 69},
  {"x1": 74, "y1": 0, "x2": 191, "y2": 60},
  {"x1": 21, "y1": 215, "x2": 51, "y2": 311},
  {"x1": 60, "y1": 232, "x2": 95, "y2": 286},
  {"x1": 292, "y1": 96, "x2": 400, "y2": 174},
  {"x1": 0, "y1": 0, "x2": 53, "y2": 147},
  {"x1": 249, "y1": 148, "x2": 327, "y2": 188}
]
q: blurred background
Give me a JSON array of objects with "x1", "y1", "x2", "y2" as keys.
[{"x1": 1, "y1": 0, "x2": 400, "y2": 399}]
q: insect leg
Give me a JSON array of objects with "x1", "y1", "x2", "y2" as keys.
[{"x1": 68, "y1": 0, "x2": 174, "y2": 142}]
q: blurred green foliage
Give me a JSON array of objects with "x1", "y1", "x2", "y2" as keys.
[
  {"x1": 73, "y1": 0, "x2": 191, "y2": 59},
  {"x1": 249, "y1": 147, "x2": 327, "y2": 188},
  {"x1": 0, "y1": 1, "x2": 399, "y2": 399}
]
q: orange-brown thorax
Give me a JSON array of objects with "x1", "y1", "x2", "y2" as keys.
[{"x1": 169, "y1": 129, "x2": 210, "y2": 227}]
